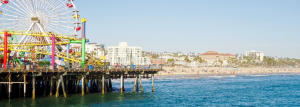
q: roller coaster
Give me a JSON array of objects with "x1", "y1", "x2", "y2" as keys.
[{"x1": 0, "y1": 29, "x2": 104, "y2": 69}]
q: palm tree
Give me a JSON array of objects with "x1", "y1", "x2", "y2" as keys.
[
  {"x1": 219, "y1": 60, "x2": 223, "y2": 67},
  {"x1": 240, "y1": 54, "x2": 243, "y2": 60}
]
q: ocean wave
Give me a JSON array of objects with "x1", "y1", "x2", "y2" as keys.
[
  {"x1": 111, "y1": 78, "x2": 152, "y2": 83},
  {"x1": 249, "y1": 75, "x2": 270, "y2": 77},
  {"x1": 208, "y1": 75, "x2": 236, "y2": 78}
]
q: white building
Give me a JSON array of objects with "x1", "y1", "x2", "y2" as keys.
[
  {"x1": 106, "y1": 42, "x2": 150, "y2": 65},
  {"x1": 245, "y1": 50, "x2": 264, "y2": 61},
  {"x1": 70, "y1": 43, "x2": 105, "y2": 59},
  {"x1": 188, "y1": 61, "x2": 199, "y2": 68},
  {"x1": 174, "y1": 60, "x2": 187, "y2": 66}
]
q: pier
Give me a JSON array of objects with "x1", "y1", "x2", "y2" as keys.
[
  {"x1": 0, "y1": 66, "x2": 162, "y2": 101},
  {"x1": 0, "y1": 14, "x2": 163, "y2": 102}
]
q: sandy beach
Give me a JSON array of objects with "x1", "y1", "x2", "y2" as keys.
[{"x1": 156, "y1": 67, "x2": 300, "y2": 76}]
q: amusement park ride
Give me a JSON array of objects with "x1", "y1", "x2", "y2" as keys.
[
  {"x1": 0, "y1": 0, "x2": 160, "y2": 102},
  {"x1": 0, "y1": 0, "x2": 103, "y2": 69}
]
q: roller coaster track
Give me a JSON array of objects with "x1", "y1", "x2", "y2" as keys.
[
  {"x1": 0, "y1": 30, "x2": 80, "y2": 41},
  {"x1": 0, "y1": 30, "x2": 103, "y2": 66},
  {"x1": 0, "y1": 48, "x2": 81, "y2": 63}
]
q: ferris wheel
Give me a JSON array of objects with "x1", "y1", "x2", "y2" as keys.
[{"x1": 0, "y1": 0, "x2": 80, "y2": 44}]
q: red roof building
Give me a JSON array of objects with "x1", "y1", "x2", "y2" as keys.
[
  {"x1": 199, "y1": 51, "x2": 235, "y2": 62},
  {"x1": 148, "y1": 55, "x2": 166, "y2": 65}
]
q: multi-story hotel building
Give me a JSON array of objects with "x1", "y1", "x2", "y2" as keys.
[
  {"x1": 245, "y1": 50, "x2": 264, "y2": 61},
  {"x1": 106, "y1": 42, "x2": 150, "y2": 65}
]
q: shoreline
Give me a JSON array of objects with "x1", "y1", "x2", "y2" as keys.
[
  {"x1": 155, "y1": 67, "x2": 300, "y2": 77},
  {"x1": 153, "y1": 72, "x2": 300, "y2": 80}
]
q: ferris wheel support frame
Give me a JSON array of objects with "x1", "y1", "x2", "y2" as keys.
[{"x1": 17, "y1": 23, "x2": 34, "y2": 44}]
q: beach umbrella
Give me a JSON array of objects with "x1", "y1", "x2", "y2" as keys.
[
  {"x1": 55, "y1": 60, "x2": 65, "y2": 66},
  {"x1": 61, "y1": 61, "x2": 65, "y2": 66}
]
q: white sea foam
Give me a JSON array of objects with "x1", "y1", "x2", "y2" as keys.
[
  {"x1": 208, "y1": 75, "x2": 236, "y2": 78},
  {"x1": 249, "y1": 75, "x2": 270, "y2": 77},
  {"x1": 111, "y1": 78, "x2": 152, "y2": 83}
]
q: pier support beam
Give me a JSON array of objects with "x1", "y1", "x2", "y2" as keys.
[
  {"x1": 50, "y1": 76, "x2": 53, "y2": 95},
  {"x1": 91, "y1": 78, "x2": 95, "y2": 93},
  {"x1": 133, "y1": 74, "x2": 138, "y2": 93},
  {"x1": 109, "y1": 78, "x2": 112, "y2": 91},
  {"x1": 0, "y1": 83, "x2": 2, "y2": 99},
  {"x1": 152, "y1": 74, "x2": 154, "y2": 92},
  {"x1": 66, "y1": 77, "x2": 69, "y2": 94},
  {"x1": 120, "y1": 73, "x2": 124, "y2": 94},
  {"x1": 123, "y1": 74, "x2": 125, "y2": 91},
  {"x1": 102, "y1": 75, "x2": 105, "y2": 94},
  {"x1": 139, "y1": 74, "x2": 144, "y2": 93},
  {"x1": 71, "y1": 79, "x2": 74, "y2": 94},
  {"x1": 81, "y1": 76, "x2": 84, "y2": 96},
  {"x1": 55, "y1": 76, "x2": 61, "y2": 97},
  {"x1": 43, "y1": 80, "x2": 47, "y2": 96},
  {"x1": 24, "y1": 74, "x2": 26, "y2": 100},
  {"x1": 75, "y1": 79, "x2": 79, "y2": 93},
  {"x1": 8, "y1": 74, "x2": 11, "y2": 102},
  {"x1": 85, "y1": 78, "x2": 89, "y2": 94},
  {"x1": 104, "y1": 79, "x2": 108, "y2": 92},
  {"x1": 97, "y1": 77, "x2": 101, "y2": 92},
  {"x1": 60, "y1": 75, "x2": 67, "y2": 97},
  {"x1": 19, "y1": 84, "x2": 21, "y2": 97},
  {"x1": 136, "y1": 74, "x2": 139, "y2": 92},
  {"x1": 32, "y1": 75, "x2": 36, "y2": 99}
]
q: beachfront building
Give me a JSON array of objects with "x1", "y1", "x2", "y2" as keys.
[
  {"x1": 106, "y1": 42, "x2": 151, "y2": 65},
  {"x1": 86, "y1": 43, "x2": 105, "y2": 57},
  {"x1": 161, "y1": 54, "x2": 174, "y2": 62},
  {"x1": 245, "y1": 50, "x2": 264, "y2": 61},
  {"x1": 70, "y1": 43, "x2": 105, "y2": 59},
  {"x1": 199, "y1": 51, "x2": 235, "y2": 66},
  {"x1": 177, "y1": 52, "x2": 186, "y2": 56},
  {"x1": 149, "y1": 56, "x2": 166, "y2": 65},
  {"x1": 174, "y1": 59, "x2": 187, "y2": 66},
  {"x1": 188, "y1": 61, "x2": 199, "y2": 68}
]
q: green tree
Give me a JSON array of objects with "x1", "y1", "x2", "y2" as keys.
[
  {"x1": 184, "y1": 56, "x2": 191, "y2": 62},
  {"x1": 152, "y1": 54, "x2": 159, "y2": 59}
]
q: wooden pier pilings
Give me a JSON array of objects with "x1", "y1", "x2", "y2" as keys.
[{"x1": 0, "y1": 68, "x2": 160, "y2": 101}]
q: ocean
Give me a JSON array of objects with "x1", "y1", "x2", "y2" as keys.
[{"x1": 1, "y1": 74, "x2": 300, "y2": 106}]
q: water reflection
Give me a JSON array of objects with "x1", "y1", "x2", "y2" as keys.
[
  {"x1": 80, "y1": 95, "x2": 85, "y2": 106},
  {"x1": 30, "y1": 99, "x2": 36, "y2": 107},
  {"x1": 1, "y1": 75, "x2": 300, "y2": 106}
]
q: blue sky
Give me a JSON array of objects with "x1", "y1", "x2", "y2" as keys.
[{"x1": 75, "y1": 0, "x2": 300, "y2": 58}]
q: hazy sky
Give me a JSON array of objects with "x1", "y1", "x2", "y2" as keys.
[{"x1": 75, "y1": 0, "x2": 300, "y2": 58}]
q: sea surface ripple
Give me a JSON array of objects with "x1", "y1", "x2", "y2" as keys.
[{"x1": 1, "y1": 74, "x2": 300, "y2": 106}]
